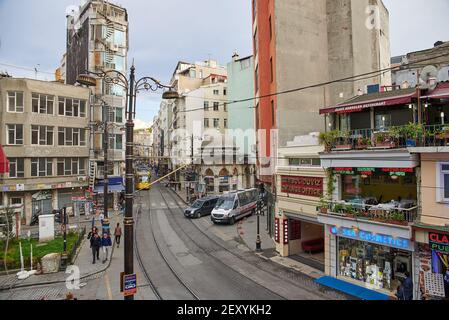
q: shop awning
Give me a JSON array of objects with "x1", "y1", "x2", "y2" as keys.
[
  {"x1": 315, "y1": 276, "x2": 390, "y2": 300},
  {"x1": 0, "y1": 145, "x2": 9, "y2": 174},
  {"x1": 320, "y1": 88, "x2": 417, "y2": 115},
  {"x1": 422, "y1": 82, "x2": 449, "y2": 99},
  {"x1": 94, "y1": 184, "x2": 125, "y2": 194}
]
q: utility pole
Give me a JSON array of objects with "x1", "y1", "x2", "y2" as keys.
[
  {"x1": 256, "y1": 183, "x2": 264, "y2": 252},
  {"x1": 60, "y1": 207, "x2": 68, "y2": 271},
  {"x1": 103, "y1": 103, "x2": 109, "y2": 220}
]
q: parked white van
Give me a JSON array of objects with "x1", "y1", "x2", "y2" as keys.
[{"x1": 211, "y1": 189, "x2": 258, "y2": 225}]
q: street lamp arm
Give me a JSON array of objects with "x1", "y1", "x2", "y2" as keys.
[
  {"x1": 134, "y1": 77, "x2": 174, "y2": 94},
  {"x1": 82, "y1": 69, "x2": 129, "y2": 90}
]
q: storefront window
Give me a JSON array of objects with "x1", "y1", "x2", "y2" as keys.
[{"x1": 337, "y1": 237, "x2": 412, "y2": 293}]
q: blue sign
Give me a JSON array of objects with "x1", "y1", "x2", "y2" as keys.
[
  {"x1": 330, "y1": 226, "x2": 410, "y2": 250},
  {"x1": 123, "y1": 274, "x2": 137, "y2": 296}
]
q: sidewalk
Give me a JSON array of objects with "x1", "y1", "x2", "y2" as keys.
[
  {"x1": 237, "y1": 214, "x2": 325, "y2": 280},
  {"x1": 0, "y1": 212, "x2": 122, "y2": 291}
]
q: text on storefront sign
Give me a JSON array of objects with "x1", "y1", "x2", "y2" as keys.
[{"x1": 281, "y1": 176, "x2": 323, "y2": 197}]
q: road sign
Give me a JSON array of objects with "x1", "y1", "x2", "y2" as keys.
[{"x1": 123, "y1": 274, "x2": 137, "y2": 297}]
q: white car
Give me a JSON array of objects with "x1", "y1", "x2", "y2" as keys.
[{"x1": 211, "y1": 189, "x2": 258, "y2": 225}]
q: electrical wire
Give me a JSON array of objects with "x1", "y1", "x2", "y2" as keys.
[{"x1": 0, "y1": 62, "x2": 55, "y2": 76}]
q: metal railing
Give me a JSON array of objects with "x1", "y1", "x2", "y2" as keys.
[
  {"x1": 328, "y1": 124, "x2": 449, "y2": 151},
  {"x1": 320, "y1": 200, "x2": 418, "y2": 224}
]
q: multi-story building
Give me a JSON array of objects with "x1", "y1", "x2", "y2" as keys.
[
  {"x1": 0, "y1": 77, "x2": 90, "y2": 225},
  {"x1": 314, "y1": 71, "x2": 449, "y2": 299},
  {"x1": 65, "y1": 0, "x2": 128, "y2": 210},
  {"x1": 253, "y1": 0, "x2": 391, "y2": 238},
  {"x1": 134, "y1": 128, "x2": 153, "y2": 162}
]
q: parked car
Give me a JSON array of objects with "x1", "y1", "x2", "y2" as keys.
[
  {"x1": 184, "y1": 196, "x2": 220, "y2": 219},
  {"x1": 211, "y1": 189, "x2": 258, "y2": 225}
]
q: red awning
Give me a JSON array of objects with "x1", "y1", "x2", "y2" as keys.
[
  {"x1": 422, "y1": 82, "x2": 449, "y2": 99},
  {"x1": 320, "y1": 91, "x2": 416, "y2": 115},
  {"x1": 0, "y1": 145, "x2": 9, "y2": 174}
]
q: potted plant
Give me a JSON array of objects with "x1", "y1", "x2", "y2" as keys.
[
  {"x1": 319, "y1": 131, "x2": 339, "y2": 152},
  {"x1": 401, "y1": 123, "x2": 423, "y2": 147},
  {"x1": 318, "y1": 196, "x2": 329, "y2": 214},
  {"x1": 334, "y1": 131, "x2": 352, "y2": 151},
  {"x1": 373, "y1": 132, "x2": 396, "y2": 148},
  {"x1": 355, "y1": 137, "x2": 370, "y2": 150}
]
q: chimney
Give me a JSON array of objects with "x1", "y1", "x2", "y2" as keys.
[
  {"x1": 232, "y1": 51, "x2": 240, "y2": 62},
  {"x1": 434, "y1": 41, "x2": 444, "y2": 47}
]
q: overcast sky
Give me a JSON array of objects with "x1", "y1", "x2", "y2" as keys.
[{"x1": 0, "y1": 0, "x2": 448, "y2": 126}]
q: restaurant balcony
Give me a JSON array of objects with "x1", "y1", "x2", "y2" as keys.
[
  {"x1": 318, "y1": 199, "x2": 418, "y2": 226},
  {"x1": 320, "y1": 124, "x2": 449, "y2": 153}
]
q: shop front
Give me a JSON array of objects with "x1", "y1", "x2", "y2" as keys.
[
  {"x1": 413, "y1": 226, "x2": 449, "y2": 300},
  {"x1": 318, "y1": 213, "x2": 415, "y2": 298}
]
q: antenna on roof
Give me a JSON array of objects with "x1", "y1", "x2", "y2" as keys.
[{"x1": 34, "y1": 64, "x2": 40, "y2": 80}]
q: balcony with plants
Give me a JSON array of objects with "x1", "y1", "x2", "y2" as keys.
[{"x1": 317, "y1": 168, "x2": 418, "y2": 226}]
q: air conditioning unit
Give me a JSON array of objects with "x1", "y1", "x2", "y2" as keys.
[{"x1": 77, "y1": 176, "x2": 87, "y2": 182}]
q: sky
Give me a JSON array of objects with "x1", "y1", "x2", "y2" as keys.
[{"x1": 0, "y1": 0, "x2": 449, "y2": 127}]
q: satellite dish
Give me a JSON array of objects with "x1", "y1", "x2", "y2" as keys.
[{"x1": 420, "y1": 65, "x2": 438, "y2": 90}]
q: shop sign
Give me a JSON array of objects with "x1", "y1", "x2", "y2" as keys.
[
  {"x1": 280, "y1": 176, "x2": 323, "y2": 198},
  {"x1": 123, "y1": 274, "x2": 137, "y2": 297},
  {"x1": 330, "y1": 226, "x2": 410, "y2": 250},
  {"x1": 333, "y1": 167, "x2": 414, "y2": 177},
  {"x1": 429, "y1": 232, "x2": 449, "y2": 254},
  {"x1": 274, "y1": 218, "x2": 280, "y2": 243},
  {"x1": 283, "y1": 220, "x2": 289, "y2": 245}
]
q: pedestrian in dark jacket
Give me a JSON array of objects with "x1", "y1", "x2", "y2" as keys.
[
  {"x1": 403, "y1": 271, "x2": 414, "y2": 300},
  {"x1": 395, "y1": 281, "x2": 406, "y2": 300},
  {"x1": 90, "y1": 233, "x2": 101, "y2": 264},
  {"x1": 101, "y1": 233, "x2": 112, "y2": 263}
]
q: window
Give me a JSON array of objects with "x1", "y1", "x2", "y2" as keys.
[
  {"x1": 7, "y1": 124, "x2": 23, "y2": 145},
  {"x1": 58, "y1": 97, "x2": 87, "y2": 118},
  {"x1": 189, "y1": 69, "x2": 196, "y2": 78},
  {"x1": 114, "y1": 29, "x2": 126, "y2": 47},
  {"x1": 10, "y1": 198, "x2": 23, "y2": 206},
  {"x1": 269, "y1": 15, "x2": 272, "y2": 40},
  {"x1": 270, "y1": 57, "x2": 274, "y2": 82},
  {"x1": 204, "y1": 118, "x2": 210, "y2": 128},
  {"x1": 214, "y1": 118, "x2": 220, "y2": 128},
  {"x1": 57, "y1": 158, "x2": 87, "y2": 176},
  {"x1": 213, "y1": 102, "x2": 219, "y2": 111},
  {"x1": 58, "y1": 128, "x2": 86, "y2": 146},
  {"x1": 213, "y1": 90, "x2": 220, "y2": 95},
  {"x1": 440, "y1": 163, "x2": 449, "y2": 201},
  {"x1": 224, "y1": 119, "x2": 228, "y2": 128},
  {"x1": 7, "y1": 91, "x2": 24, "y2": 113},
  {"x1": 288, "y1": 158, "x2": 321, "y2": 167},
  {"x1": 255, "y1": 65, "x2": 259, "y2": 93},
  {"x1": 375, "y1": 114, "x2": 391, "y2": 130},
  {"x1": 8, "y1": 158, "x2": 24, "y2": 178},
  {"x1": 240, "y1": 58, "x2": 251, "y2": 70},
  {"x1": 31, "y1": 126, "x2": 54, "y2": 146},
  {"x1": 115, "y1": 108, "x2": 123, "y2": 123},
  {"x1": 253, "y1": 28, "x2": 258, "y2": 57},
  {"x1": 31, "y1": 158, "x2": 53, "y2": 177},
  {"x1": 204, "y1": 101, "x2": 209, "y2": 111},
  {"x1": 224, "y1": 103, "x2": 227, "y2": 112},
  {"x1": 271, "y1": 100, "x2": 275, "y2": 127},
  {"x1": 108, "y1": 134, "x2": 123, "y2": 150},
  {"x1": 32, "y1": 93, "x2": 54, "y2": 115},
  {"x1": 223, "y1": 88, "x2": 227, "y2": 96}
]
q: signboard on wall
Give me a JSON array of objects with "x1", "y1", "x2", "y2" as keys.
[
  {"x1": 280, "y1": 176, "x2": 323, "y2": 198},
  {"x1": 283, "y1": 220, "x2": 289, "y2": 245},
  {"x1": 429, "y1": 232, "x2": 449, "y2": 254},
  {"x1": 333, "y1": 167, "x2": 415, "y2": 176},
  {"x1": 274, "y1": 218, "x2": 280, "y2": 243}
]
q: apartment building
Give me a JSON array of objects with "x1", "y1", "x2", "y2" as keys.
[
  {"x1": 0, "y1": 77, "x2": 90, "y2": 225},
  {"x1": 254, "y1": 0, "x2": 392, "y2": 247},
  {"x1": 65, "y1": 0, "x2": 128, "y2": 210}
]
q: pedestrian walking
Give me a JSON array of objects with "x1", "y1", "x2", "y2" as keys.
[
  {"x1": 114, "y1": 223, "x2": 122, "y2": 248},
  {"x1": 90, "y1": 233, "x2": 101, "y2": 264},
  {"x1": 395, "y1": 280, "x2": 406, "y2": 300},
  {"x1": 87, "y1": 227, "x2": 98, "y2": 240},
  {"x1": 403, "y1": 271, "x2": 414, "y2": 300},
  {"x1": 101, "y1": 233, "x2": 112, "y2": 263}
]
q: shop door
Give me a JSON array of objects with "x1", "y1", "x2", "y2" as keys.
[
  {"x1": 32, "y1": 198, "x2": 52, "y2": 216},
  {"x1": 58, "y1": 192, "x2": 73, "y2": 211}
]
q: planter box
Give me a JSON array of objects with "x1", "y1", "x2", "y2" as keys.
[
  {"x1": 355, "y1": 144, "x2": 368, "y2": 150},
  {"x1": 374, "y1": 142, "x2": 396, "y2": 149},
  {"x1": 385, "y1": 220, "x2": 409, "y2": 226},
  {"x1": 320, "y1": 208, "x2": 328, "y2": 214},
  {"x1": 333, "y1": 144, "x2": 352, "y2": 151}
]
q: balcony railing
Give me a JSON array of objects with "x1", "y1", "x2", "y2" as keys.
[
  {"x1": 319, "y1": 200, "x2": 418, "y2": 225},
  {"x1": 322, "y1": 124, "x2": 449, "y2": 152}
]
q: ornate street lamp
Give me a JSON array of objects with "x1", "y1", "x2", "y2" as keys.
[{"x1": 77, "y1": 65, "x2": 178, "y2": 300}]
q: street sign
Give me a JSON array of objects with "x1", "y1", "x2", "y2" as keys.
[{"x1": 123, "y1": 274, "x2": 137, "y2": 297}]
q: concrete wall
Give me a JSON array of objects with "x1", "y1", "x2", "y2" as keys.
[{"x1": 420, "y1": 153, "x2": 449, "y2": 226}]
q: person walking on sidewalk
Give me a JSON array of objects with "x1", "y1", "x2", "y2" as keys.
[
  {"x1": 101, "y1": 233, "x2": 112, "y2": 263},
  {"x1": 90, "y1": 233, "x2": 101, "y2": 264},
  {"x1": 114, "y1": 223, "x2": 122, "y2": 248}
]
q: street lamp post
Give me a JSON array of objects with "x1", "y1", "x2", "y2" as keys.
[
  {"x1": 78, "y1": 65, "x2": 178, "y2": 300},
  {"x1": 255, "y1": 182, "x2": 264, "y2": 252}
]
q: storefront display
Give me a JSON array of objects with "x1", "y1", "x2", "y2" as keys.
[{"x1": 337, "y1": 237, "x2": 412, "y2": 293}]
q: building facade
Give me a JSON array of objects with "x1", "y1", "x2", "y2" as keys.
[
  {"x1": 0, "y1": 77, "x2": 90, "y2": 225},
  {"x1": 65, "y1": 0, "x2": 128, "y2": 208}
]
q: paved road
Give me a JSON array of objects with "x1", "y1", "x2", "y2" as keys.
[{"x1": 135, "y1": 184, "x2": 349, "y2": 300}]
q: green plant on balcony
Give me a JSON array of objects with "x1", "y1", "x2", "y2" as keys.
[
  {"x1": 318, "y1": 196, "x2": 329, "y2": 214},
  {"x1": 356, "y1": 137, "x2": 371, "y2": 149},
  {"x1": 319, "y1": 131, "x2": 339, "y2": 152},
  {"x1": 374, "y1": 131, "x2": 395, "y2": 148}
]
